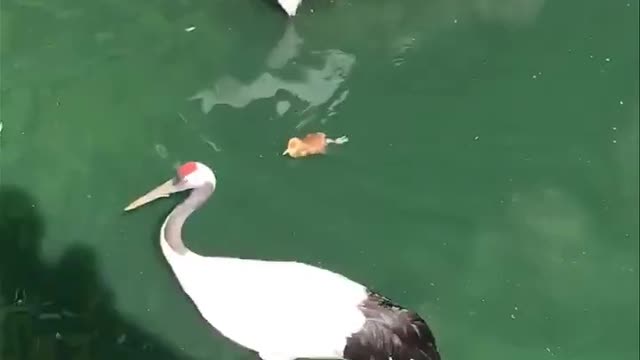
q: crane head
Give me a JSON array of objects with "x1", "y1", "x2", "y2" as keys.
[{"x1": 124, "y1": 161, "x2": 216, "y2": 211}]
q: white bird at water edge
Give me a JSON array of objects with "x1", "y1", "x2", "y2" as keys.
[
  {"x1": 124, "y1": 161, "x2": 442, "y2": 360},
  {"x1": 277, "y1": 0, "x2": 304, "y2": 16}
]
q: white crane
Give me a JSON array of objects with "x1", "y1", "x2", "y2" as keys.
[{"x1": 125, "y1": 161, "x2": 442, "y2": 360}]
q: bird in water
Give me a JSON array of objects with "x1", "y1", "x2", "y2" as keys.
[
  {"x1": 124, "y1": 161, "x2": 441, "y2": 360},
  {"x1": 282, "y1": 132, "x2": 349, "y2": 158},
  {"x1": 277, "y1": 0, "x2": 303, "y2": 16}
]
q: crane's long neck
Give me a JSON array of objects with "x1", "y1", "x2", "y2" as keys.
[{"x1": 162, "y1": 182, "x2": 214, "y2": 255}]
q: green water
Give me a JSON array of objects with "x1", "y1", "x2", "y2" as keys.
[{"x1": 1, "y1": 0, "x2": 638, "y2": 359}]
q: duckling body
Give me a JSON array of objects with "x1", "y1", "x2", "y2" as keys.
[{"x1": 282, "y1": 133, "x2": 348, "y2": 158}]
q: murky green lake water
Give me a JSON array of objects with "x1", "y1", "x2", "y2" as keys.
[{"x1": 1, "y1": 0, "x2": 638, "y2": 359}]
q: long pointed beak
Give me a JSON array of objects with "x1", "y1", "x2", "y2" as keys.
[
  {"x1": 124, "y1": 179, "x2": 181, "y2": 211},
  {"x1": 282, "y1": 148, "x2": 290, "y2": 155}
]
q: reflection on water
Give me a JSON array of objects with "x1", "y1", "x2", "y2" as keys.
[
  {"x1": 470, "y1": 0, "x2": 546, "y2": 25},
  {"x1": 382, "y1": 0, "x2": 547, "y2": 67},
  {"x1": 189, "y1": 24, "x2": 355, "y2": 129},
  {"x1": 266, "y1": 24, "x2": 304, "y2": 70},
  {"x1": 454, "y1": 183, "x2": 637, "y2": 358}
]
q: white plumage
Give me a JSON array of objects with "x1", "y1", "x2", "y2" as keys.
[
  {"x1": 161, "y1": 236, "x2": 367, "y2": 360},
  {"x1": 125, "y1": 162, "x2": 441, "y2": 360},
  {"x1": 277, "y1": 0, "x2": 303, "y2": 16}
]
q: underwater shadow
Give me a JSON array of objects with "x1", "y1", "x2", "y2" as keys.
[
  {"x1": 262, "y1": 0, "x2": 285, "y2": 13},
  {"x1": 0, "y1": 185, "x2": 194, "y2": 360}
]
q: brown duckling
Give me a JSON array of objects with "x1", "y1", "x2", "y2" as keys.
[{"x1": 282, "y1": 132, "x2": 349, "y2": 158}]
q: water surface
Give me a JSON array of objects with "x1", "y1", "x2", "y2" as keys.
[{"x1": 1, "y1": 0, "x2": 638, "y2": 359}]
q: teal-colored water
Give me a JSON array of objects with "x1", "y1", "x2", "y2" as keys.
[{"x1": 1, "y1": 0, "x2": 638, "y2": 359}]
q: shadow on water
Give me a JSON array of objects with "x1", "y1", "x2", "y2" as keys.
[
  {"x1": 0, "y1": 185, "x2": 193, "y2": 360},
  {"x1": 262, "y1": 0, "x2": 287, "y2": 14}
]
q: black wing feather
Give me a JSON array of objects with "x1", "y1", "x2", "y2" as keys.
[{"x1": 343, "y1": 290, "x2": 441, "y2": 360}]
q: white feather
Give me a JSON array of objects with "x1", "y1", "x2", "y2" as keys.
[
  {"x1": 277, "y1": 0, "x2": 303, "y2": 16},
  {"x1": 160, "y1": 219, "x2": 368, "y2": 359}
]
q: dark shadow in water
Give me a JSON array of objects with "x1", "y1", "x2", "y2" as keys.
[
  {"x1": 0, "y1": 185, "x2": 194, "y2": 360},
  {"x1": 261, "y1": 0, "x2": 296, "y2": 17}
]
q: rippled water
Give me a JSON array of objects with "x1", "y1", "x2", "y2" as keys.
[{"x1": 1, "y1": 0, "x2": 638, "y2": 359}]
